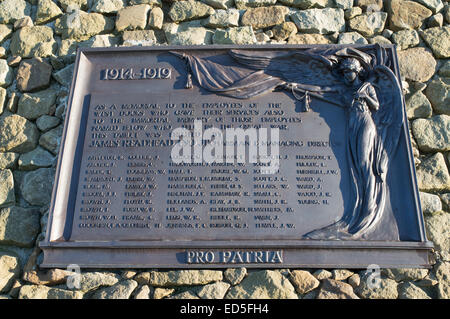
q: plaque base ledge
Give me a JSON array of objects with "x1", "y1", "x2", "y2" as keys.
[{"x1": 39, "y1": 240, "x2": 433, "y2": 269}]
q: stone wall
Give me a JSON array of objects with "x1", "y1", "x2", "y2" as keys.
[{"x1": 0, "y1": 0, "x2": 449, "y2": 299}]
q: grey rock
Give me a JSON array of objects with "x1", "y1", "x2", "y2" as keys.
[
  {"x1": 149, "y1": 270, "x2": 223, "y2": 286},
  {"x1": 203, "y1": 9, "x2": 240, "y2": 28},
  {"x1": 406, "y1": 90, "x2": 432, "y2": 119},
  {"x1": 445, "y1": 4, "x2": 450, "y2": 23},
  {"x1": 438, "y1": 61, "x2": 450, "y2": 77},
  {"x1": 91, "y1": 0, "x2": 126, "y2": 14},
  {"x1": 439, "y1": 193, "x2": 450, "y2": 210},
  {"x1": 317, "y1": 279, "x2": 359, "y2": 299},
  {"x1": 391, "y1": 29, "x2": 420, "y2": 50},
  {"x1": 0, "y1": 0, "x2": 31, "y2": 25},
  {"x1": 0, "y1": 251, "x2": 19, "y2": 293},
  {"x1": 224, "y1": 268, "x2": 247, "y2": 285},
  {"x1": 291, "y1": 8, "x2": 345, "y2": 34},
  {"x1": 20, "y1": 168, "x2": 55, "y2": 206},
  {"x1": 425, "y1": 76, "x2": 449, "y2": 115},
  {"x1": 347, "y1": 274, "x2": 360, "y2": 288},
  {"x1": 425, "y1": 213, "x2": 450, "y2": 261},
  {"x1": 39, "y1": 125, "x2": 63, "y2": 155},
  {"x1": 59, "y1": 0, "x2": 88, "y2": 11},
  {"x1": 4, "y1": 91, "x2": 17, "y2": 114},
  {"x1": 332, "y1": 269, "x2": 354, "y2": 281},
  {"x1": 16, "y1": 58, "x2": 53, "y2": 92},
  {"x1": 168, "y1": 1, "x2": 214, "y2": 23},
  {"x1": 18, "y1": 147, "x2": 56, "y2": 171},
  {"x1": 313, "y1": 269, "x2": 332, "y2": 280},
  {"x1": 55, "y1": 10, "x2": 114, "y2": 41},
  {"x1": 356, "y1": 0, "x2": 383, "y2": 11},
  {"x1": 0, "y1": 206, "x2": 40, "y2": 247},
  {"x1": 277, "y1": 0, "x2": 330, "y2": 9},
  {"x1": 383, "y1": 268, "x2": 429, "y2": 281},
  {"x1": 334, "y1": 0, "x2": 353, "y2": 9},
  {"x1": 0, "y1": 169, "x2": 14, "y2": 208},
  {"x1": 428, "y1": 13, "x2": 444, "y2": 27},
  {"x1": 412, "y1": 115, "x2": 450, "y2": 152},
  {"x1": 0, "y1": 60, "x2": 12, "y2": 88},
  {"x1": 120, "y1": 270, "x2": 136, "y2": 280},
  {"x1": 122, "y1": 30, "x2": 157, "y2": 46},
  {"x1": 345, "y1": 6, "x2": 362, "y2": 20},
  {"x1": 17, "y1": 89, "x2": 57, "y2": 120},
  {"x1": 213, "y1": 26, "x2": 257, "y2": 45},
  {"x1": 73, "y1": 272, "x2": 120, "y2": 292},
  {"x1": 290, "y1": 270, "x2": 320, "y2": 295},
  {"x1": 55, "y1": 103, "x2": 66, "y2": 120},
  {"x1": 415, "y1": 0, "x2": 444, "y2": 14},
  {"x1": 164, "y1": 22, "x2": 213, "y2": 45},
  {"x1": 0, "y1": 25, "x2": 12, "y2": 44},
  {"x1": 434, "y1": 261, "x2": 450, "y2": 298},
  {"x1": 36, "y1": 0, "x2": 63, "y2": 25},
  {"x1": 356, "y1": 272, "x2": 398, "y2": 299},
  {"x1": 416, "y1": 152, "x2": 450, "y2": 192},
  {"x1": 133, "y1": 285, "x2": 152, "y2": 299},
  {"x1": 225, "y1": 270, "x2": 298, "y2": 299},
  {"x1": 201, "y1": 0, "x2": 234, "y2": 9},
  {"x1": 128, "y1": 0, "x2": 162, "y2": 5},
  {"x1": 13, "y1": 16, "x2": 33, "y2": 30},
  {"x1": 58, "y1": 36, "x2": 118, "y2": 61},
  {"x1": 0, "y1": 88, "x2": 6, "y2": 115},
  {"x1": 36, "y1": 115, "x2": 60, "y2": 132},
  {"x1": 348, "y1": 11, "x2": 387, "y2": 37},
  {"x1": 19, "y1": 285, "x2": 83, "y2": 299},
  {"x1": 116, "y1": 5, "x2": 150, "y2": 32},
  {"x1": 419, "y1": 192, "x2": 443, "y2": 214},
  {"x1": 337, "y1": 32, "x2": 368, "y2": 44},
  {"x1": 420, "y1": 26, "x2": 450, "y2": 58},
  {"x1": 53, "y1": 64, "x2": 74, "y2": 87},
  {"x1": 241, "y1": 6, "x2": 289, "y2": 29},
  {"x1": 0, "y1": 153, "x2": 19, "y2": 170},
  {"x1": 10, "y1": 26, "x2": 56, "y2": 58},
  {"x1": 387, "y1": 0, "x2": 432, "y2": 31},
  {"x1": 197, "y1": 281, "x2": 230, "y2": 299},
  {"x1": 398, "y1": 47, "x2": 436, "y2": 82},
  {"x1": 148, "y1": 7, "x2": 164, "y2": 30},
  {"x1": 92, "y1": 280, "x2": 138, "y2": 299},
  {"x1": 0, "y1": 113, "x2": 39, "y2": 153},
  {"x1": 235, "y1": 0, "x2": 277, "y2": 9},
  {"x1": 271, "y1": 22, "x2": 297, "y2": 41},
  {"x1": 399, "y1": 282, "x2": 432, "y2": 299},
  {"x1": 83, "y1": 34, "x2": 120, "y2": 48},
  {"x1": 153, "y1": 287, "x2": 174, "y2": 299}
]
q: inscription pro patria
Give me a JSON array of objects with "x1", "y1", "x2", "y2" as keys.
[{"x1": 40, "y1": 45, "x2": 433, "y2": 268}]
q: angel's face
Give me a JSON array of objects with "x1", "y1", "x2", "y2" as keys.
[{"x1": 343, "y1": 69, "x2": 357, "y2": 83}]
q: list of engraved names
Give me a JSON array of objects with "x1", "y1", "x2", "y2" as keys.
[{"x1": 70, "y1": 93, "x2": 345, "y2": 241}]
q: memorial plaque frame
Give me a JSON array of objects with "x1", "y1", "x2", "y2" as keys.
[{"x1": 40, "y1": 45, "x2": 433, "y2": 269}]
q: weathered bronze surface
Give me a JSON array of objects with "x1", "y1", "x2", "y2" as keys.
[{"x1": 40, "y1": 45, "x2": 433, "y2": 268}]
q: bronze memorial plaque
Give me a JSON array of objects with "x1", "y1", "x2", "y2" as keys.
[{"x1": 40, "y1": 45, "x2": 433, "y2": 268}]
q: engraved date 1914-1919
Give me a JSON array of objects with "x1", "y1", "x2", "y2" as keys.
[{"x1": 101, "y1": 67, "x2": 172, "y2": 80}]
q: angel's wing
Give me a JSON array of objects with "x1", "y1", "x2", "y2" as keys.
[
  {"x1": 229, "y1": 49, "x2": 340, "y2": 87},
  {"x1": 371, "y1": 65, "x2": 405, "y2": 178}
]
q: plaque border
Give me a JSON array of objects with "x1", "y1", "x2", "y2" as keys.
[{"x1": 40, "y1": 44, "x2": 433, "y2": 269}]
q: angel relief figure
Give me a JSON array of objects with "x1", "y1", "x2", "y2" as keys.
[{"x1": 171, "y1": 45, "x2": 404, "y2": 240}]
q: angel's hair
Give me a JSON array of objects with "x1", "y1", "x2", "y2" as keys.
[{"x1": 339, "y1": 58, "x2": 363, "y2": 74}]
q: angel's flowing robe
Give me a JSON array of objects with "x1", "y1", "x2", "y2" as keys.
[{"x1": 343, "y1": 82, "x2": 385, "y2": 236}]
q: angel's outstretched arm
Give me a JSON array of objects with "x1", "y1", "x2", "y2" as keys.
[
  {"x1": 277, "y1": 82, "x2": 345, "y2": 109},
  {"x1": 280, "y1": 82, "x2": 340, "y2": 94}
]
